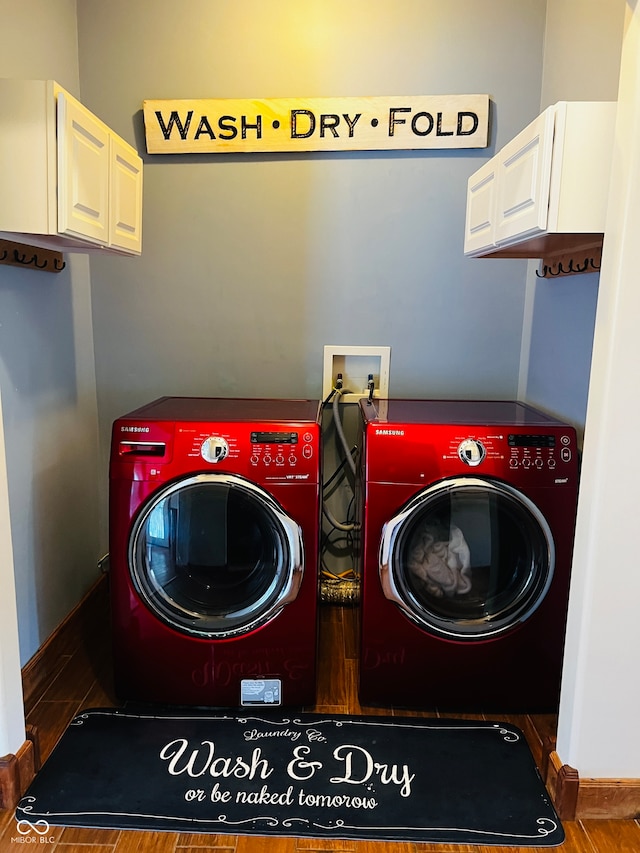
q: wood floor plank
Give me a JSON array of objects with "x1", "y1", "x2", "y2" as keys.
[
  {"x1": 315, "y1": 607, "x2": 348, "y2": 710},
  {"x1": 25, "y1": 699, "x2": 82, "y2": 763},
  {"x1": 349, "y1": 841, "x2": 416, "y2": 853},
  {"x1": 559, "y1": 819, "x2": 603, "y2": 851},
  {"x1": 113, "y1": 829, "x2": 179, "y2": 852},
  {"x1": 580, "y1": 818, "x2": 640, "y2": 852},
  {"x1": 295, "y1": 838, "x2": 360, "y2": 851},
  {"x1": 235, "y1": 834, "x2": 297, "y2": 852},
  {"x1": 178, "y1": 847, "x2": 236, "y2": 853},
  {"x1": 55, "y1": 825, "x2": 121, "y2": 845},
  {"x1": 175, "y1": 833, "x2": 237, "y2": 848}
]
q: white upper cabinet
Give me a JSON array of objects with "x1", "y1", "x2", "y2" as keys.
[
  {"x1": 0, "y1": 79, "x2": 142, "y2": 256},
  {"x1": 464, "y1": 101, "x2": 616, "y2": 259}
]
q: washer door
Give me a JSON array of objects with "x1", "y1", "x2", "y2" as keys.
[
  {"x1": 129, "y1": 473, "x2": 303, "y2": 638},
  {"x1": 380, "y1": 477, "x2": 555, "y2": 640}
]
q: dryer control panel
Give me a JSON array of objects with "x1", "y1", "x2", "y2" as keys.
[
  {"x1": 447, "y1": 429, "x2": 575, "y2": 481},
  {"x1": 364, "y1": 422, "x2": 577, "y2": 487}
]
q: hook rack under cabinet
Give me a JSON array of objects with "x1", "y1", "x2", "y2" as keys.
[
  {"x1": 536, "y1": 247, "x2": 602, "y2": 279},
  {"x1": 0, "y1": 239, "x2": 65, "y2": 274}
]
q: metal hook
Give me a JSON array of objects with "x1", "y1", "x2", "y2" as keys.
[
  {"x1": 13, "y1": 249, "x2": 34, "y2": 265},
  {"x1": 535, "y1": 264, "x2": 548, "y2": 278},
  {"x1": 54, "y1": 257, "x2": 66, "y2": 271},
  {"x1": 32, "y1": 255, "x2": 48, "y2": 269}
]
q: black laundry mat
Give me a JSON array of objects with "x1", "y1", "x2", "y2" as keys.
[{"x1": 15, "y1": 708, "x2": 563, "y2": 847}]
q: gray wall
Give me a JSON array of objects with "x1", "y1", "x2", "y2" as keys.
[
  {"x1": 3, "y1": 1, "x2": 623, "y2": 665},
  {"x1": 77, "y1": 0, "x2": 546, "y2": 497},
  {"x1": 522, "y1": 0, "x2": 625, "y2": 432},
  {"x1": 0, "y1": 0, "x2": 102, "y2": 664}
]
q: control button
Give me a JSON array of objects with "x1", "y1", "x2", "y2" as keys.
[
  {"x1": 522, "y1": 458, "x2": 531, "y2": 469},
  {"x1": 303, "y1": 432, "x2": 313, "y2": 442},
  {"x1": 302, "y1": 445, "x2": 313, "y2": 459},
  {"x1": 561, "y1": 448, "x2": 572, "y2": 462},
  {"x1": 509, "y1": 458, "x2": 519, "y2": 468},
  {"x1": 548, "y1": 458, "x2": 557, "y2": 469},
  {"x1": 535, "y1": 458, "x2": 544, "y2": 469},
  {"x1": 276, "y1": 454, "x2": 285, "y2": 465},
  {"x1": 289, "y1": 454, "x2": 297, "y2": 466},
  {"x1": 457, "y1": 439, "x2": 486, "y2": 467},
  {"x1": 250, "y1": 454, "x2": 259, "y2": 466},
  {"x1": 561, "y1": 435, "x2": 571, "y2": 446},
  {"x1": 263, "y1": 454, "x2": 272, "y2": 465},
  {"x1": 201, "y1": 436, "x2": 229, "y2": 464}
]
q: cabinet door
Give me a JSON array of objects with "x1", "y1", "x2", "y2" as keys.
[
  {"x1": 110, "y1": 135, "x2": 143, "y2": 255},
  {"x1": 57, "y1": 91, "x2": 110, "y2": 245},
  {"x1": 464, "y1": 158, "x2": 497, "y2": 255},
  {"x1": 494, "y1": 105, "x2": 556, "y2": 246}
]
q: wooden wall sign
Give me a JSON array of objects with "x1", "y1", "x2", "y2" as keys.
[{"x1": 143, "y1": 94, "x2": 489, "y2": 155}]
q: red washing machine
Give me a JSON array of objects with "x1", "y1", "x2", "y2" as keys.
[
  {"x1": 357, "y1": 399, "x2": 579, "y2": 712},
  {"x1": 109, "y1": 397, "x2": 321, "y2": 708}
]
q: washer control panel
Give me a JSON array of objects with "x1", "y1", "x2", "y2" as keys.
[
  {"x1": 173, "y1": 421, "x2": 320, "y2": 482},
  {"x1": 112, "y1": 408, "x2": 321, "y2": 484},
  {"x1": 248, "y1": 429, "x2": 316, "y2": 470},
  {"x1": 200, "y1": 436, "x2": 229, "y2": 464},
  {"x1": 457, "y1": 438, "x2": 486, "y2": 467}
]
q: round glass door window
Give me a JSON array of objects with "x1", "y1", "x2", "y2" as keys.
[
  {"x1": 380, "y1": 477, "x2": 555, "y2": 639},
  {"x1": 129, "y1": 474, "x2": 303, "y2": 638}
]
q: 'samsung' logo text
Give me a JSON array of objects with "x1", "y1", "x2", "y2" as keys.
[
  {"x1": 375, "y1": 429, "x2": 405, "y2": 436},
  {"x1": 120, "y1": 426, "x2": 150, "y2": 433}
]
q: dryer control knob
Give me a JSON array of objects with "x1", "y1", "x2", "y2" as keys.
[
  {"x1": 458, "y1": 438, "x2": 486, "y2": 467},
  {"x1": 201, "y1": 436, "x2": 229, "y2": 464}
]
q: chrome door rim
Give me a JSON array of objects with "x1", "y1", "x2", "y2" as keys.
[
  {"x1": 128, "y1": 472, "x2": 303, "y2": 638},
  {"x1": 379, "y1": 477, "x2": 555, "y2": 639}
]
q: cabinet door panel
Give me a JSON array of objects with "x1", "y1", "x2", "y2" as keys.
[
  {"x1": 110, "y1": 136, "x2": 143, "y2": 254},
  {"x1": 494, "y1": 107, "x2": 555, "y2": 246},
  {"x1": 464, "y1": 159, "x2": 497, "y2": 255},
  {"x1": 57, "y1": 91, "x2": 110, "y2": 244}
]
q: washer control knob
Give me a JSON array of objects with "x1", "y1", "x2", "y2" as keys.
[
  {"x1": 458, "y1": 438, "x2": 486, "y2": 467},
  {"x1": 201, "y1": 436, "x2": 229, "y2": 464}
]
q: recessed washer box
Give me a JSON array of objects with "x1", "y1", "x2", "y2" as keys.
[{"x1": 323, "y1": 346, "x2": 391, "y2": 402}]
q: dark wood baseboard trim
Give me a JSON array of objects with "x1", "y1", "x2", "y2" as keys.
[
  {"x1": 546, "y1": 751, "x2": 580, "y2": 820},
  {"x1": 0, "y1": 736, "x2": 36, "y2": 810},
  {"x1": 21, "y1": 573, "x2": 109, "y2": 714},
  {"x1": 545, "y1": 748, "x2": 640, "y2": 820}
]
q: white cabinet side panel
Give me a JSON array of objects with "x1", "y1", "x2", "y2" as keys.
[
  {"x1": 550, "y1": 101, "x2": 616, "y2": 233},
  {"x1": 0, "y1": 79, "x2": 53, "y2": 235}
]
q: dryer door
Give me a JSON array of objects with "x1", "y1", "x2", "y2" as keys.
[
  {"x1": 380, "y1": 477, "x2": 554, "y2": 640},
  {"x1": 128, "y1": 473, "x2": 303, "y2": 638}
]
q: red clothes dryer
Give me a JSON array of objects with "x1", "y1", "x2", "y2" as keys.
[
  {"x1": 357, "y1": 399, "x2": 579, "y2": 712},
  {"x1": 109, "y1": 397, "x2": 321, "y2": 708}
]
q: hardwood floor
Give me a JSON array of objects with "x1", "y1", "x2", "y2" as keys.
[{"x1": 1, "y1": 587, "x2": 639, "y2": 852}]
